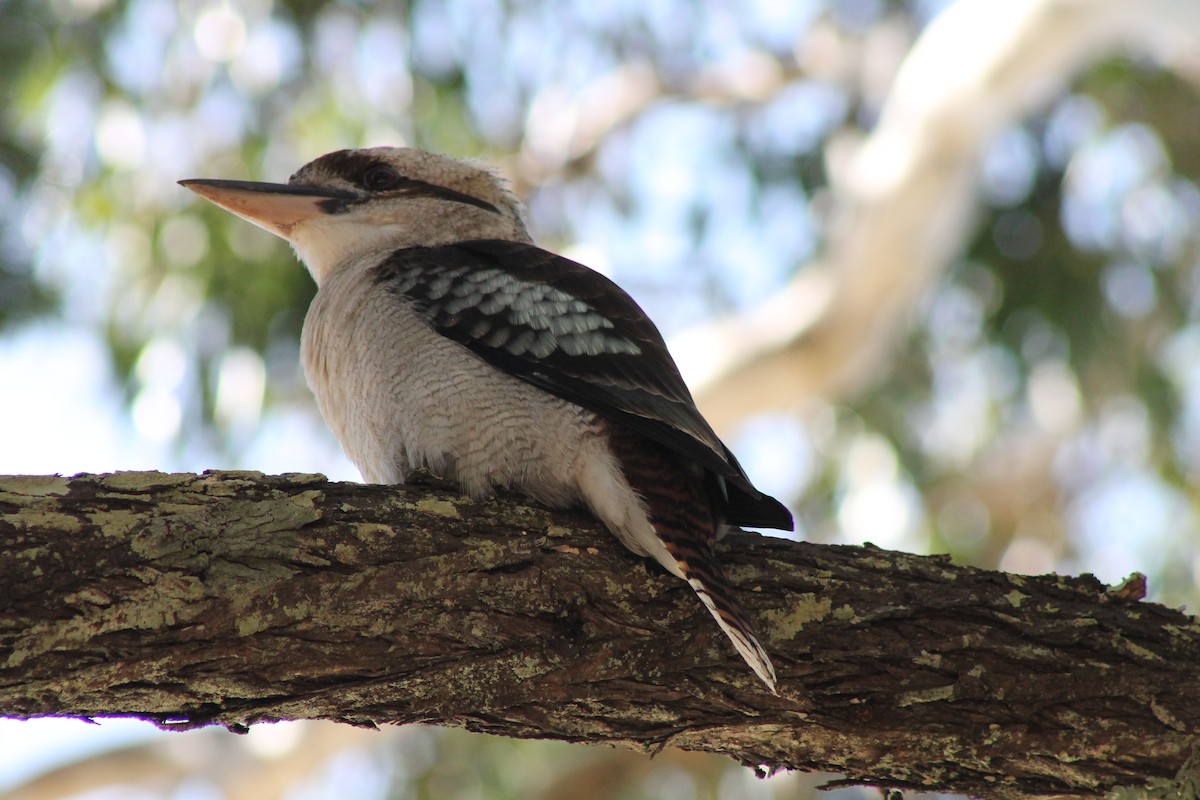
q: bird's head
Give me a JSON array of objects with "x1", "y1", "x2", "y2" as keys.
[{"x1": 180, "y1": 147, "x2": 531, "y2": 284}]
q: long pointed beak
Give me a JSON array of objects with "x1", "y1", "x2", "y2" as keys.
[{"x1": 178, "y1": 179, "x2": 359, "y2": 240}]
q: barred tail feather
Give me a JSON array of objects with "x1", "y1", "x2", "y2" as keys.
[
  {"x1": 604, "y1": 425, "x2": 779, "y2": 693},
  {"x1": 679, "y1": 557, "x2": 778, "y2": 694},
  {"x1": 656, "y1": 524, "x2": 779, "y2": 693}
]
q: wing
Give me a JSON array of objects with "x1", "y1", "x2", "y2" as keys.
[{"x1": 372, "y1": 239, "x2": 793, "y2": 530}]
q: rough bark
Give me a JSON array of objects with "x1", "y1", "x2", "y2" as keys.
[{"x1": 1, "y1": 470, "x2": 1198, "y2": 799}]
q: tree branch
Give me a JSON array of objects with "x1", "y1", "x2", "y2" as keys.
[
  {"x1": 678, "y1": 0, "x2": 1200, "y2": 430},
  {"x1": 2, "y1": 471, "x2": 1198, "y2": 798}
]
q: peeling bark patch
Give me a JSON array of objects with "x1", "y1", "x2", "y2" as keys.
[
  {"x1": 7, "y1": 510, "x2": 83, "y2": 534},
  {"x1": 1, "y1": 475, "x2": 70, "y2": 497},
  {"x1": 1004, "y1": 590, "x2": 1027, "y2": 608},
  {"x1": 415, "y1": 498, "x2": 461, "y2": 518},
  {"x1": 761, "y1": 594, "x2": 832, "y2": 640},
  {"x1": 897, "y1": 683, "x2": 956, "y2": 706}
]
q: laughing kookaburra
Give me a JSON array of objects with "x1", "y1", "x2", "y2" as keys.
[{"x1": 181, "y1": 147, "x2": 794, "y2": 692}]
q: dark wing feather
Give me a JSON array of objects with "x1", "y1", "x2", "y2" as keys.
[{"x1": 373, "y1": 239, "x2": 793, "y2": 530}]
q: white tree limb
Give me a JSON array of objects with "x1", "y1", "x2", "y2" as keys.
[{"x1": 677, "y1": 0, "x2": 1200, "y2": 432}]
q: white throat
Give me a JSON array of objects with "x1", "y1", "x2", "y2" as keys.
[{"x1": 290, "y1": 217, "x2": 409, "y2": 285}]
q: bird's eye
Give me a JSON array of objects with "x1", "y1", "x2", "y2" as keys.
[{"x1": 361, "y1": 165, "x2": 401, "y2": 191}]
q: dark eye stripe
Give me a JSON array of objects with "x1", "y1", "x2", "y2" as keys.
[
  {"x1": 398, "y1": 179, "x2": 499, "y2": 214},
  {"x1": 294, "y1": 150, "x2": 501, "y2": 215},
  {"x1": 316, "y1": 177, "x2": 499, "y2": 216}
]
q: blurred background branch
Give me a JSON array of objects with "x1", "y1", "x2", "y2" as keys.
[{"x1": 683, "y1": 0, "x2": 1200, "y2": 427}]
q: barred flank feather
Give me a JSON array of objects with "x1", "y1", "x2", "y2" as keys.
[{"x1": 608, "y1": 427, "x2": 779, "y2": 693}]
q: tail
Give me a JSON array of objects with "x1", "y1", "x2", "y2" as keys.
[
  {"x1": 604, "y1": 426, "x2": 779, "y2": 693},
  {"x1": 663, "y1": 535, "x2": 778, "y2": 694}
]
